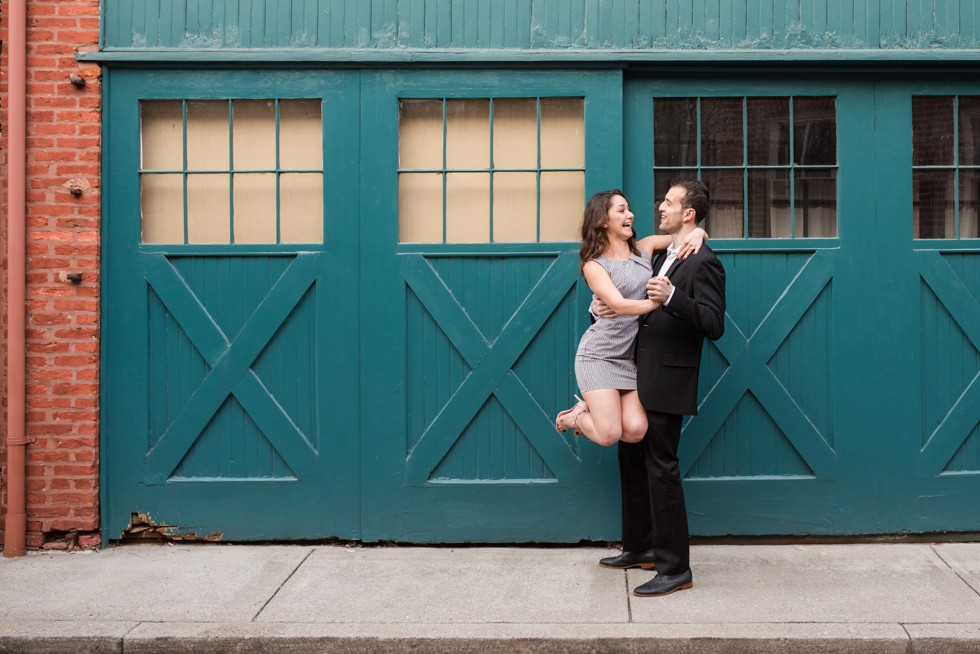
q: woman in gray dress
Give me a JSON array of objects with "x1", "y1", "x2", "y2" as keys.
[{"x1": 555, "y1": 190, "x2": 704, "y2": 446}]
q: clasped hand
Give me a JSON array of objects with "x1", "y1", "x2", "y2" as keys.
[{"x1": 591, "y1": 275, "x2": 672, "y2": 317}]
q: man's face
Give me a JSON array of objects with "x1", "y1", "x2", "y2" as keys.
[{"x1": 658, "y1": 185, "x2": 691, "y2": 234}]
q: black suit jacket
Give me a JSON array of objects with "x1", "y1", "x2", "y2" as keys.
[{"x1": 635, "y1": 244, "x2": 726, "y2": 415}]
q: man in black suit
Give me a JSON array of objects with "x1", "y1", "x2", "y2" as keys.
[{"x1": 595, "y1": 178, "x2": 726, "y2": 597}]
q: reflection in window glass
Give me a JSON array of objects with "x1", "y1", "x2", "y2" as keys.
[
  {"x1": 140, "y1": 99, "x2": 323, "y2": 244},
  {"x1": 700, "y1": 169, "x2": 743, "y2": 238},
  {"x1": 398, "y1": 97, "x2": 585, "y2": 243},
  {"x1": 701, "y1": 98, "x2": 743, "y2": 167},
  {"x1": 794, "y1": 97, "x2": 837, "y2": 166},
  {"x1": 748, "y1": 169, "x2": 791, "y2": 238},
  {"x1": 654, "y1": 99, "x2": 697, "y2": 167},
  {"x1": 913, "y1": 96, "x2": 954, "y2": 167},
  {"x1": 913, "y1": 96, "x2": 980, "y2": 239},
  {"x1": 653, "y1": 96, "x2": 837, "y2": 238},
  {"x1": 795, "y1": 169, "x2": 838, "y2": 238},
  {"x1": 747, "y1": 98, "x2": 789, "y2": 166}
]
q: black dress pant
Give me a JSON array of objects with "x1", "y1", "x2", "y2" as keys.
[{"x1": 617, "y1": 410, "x2": 689, "y2": 575}]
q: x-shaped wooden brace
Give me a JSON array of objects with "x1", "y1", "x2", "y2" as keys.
[
  {"x1": 917, "y1": 250, "x2": 980, "y2": 476},
  {"x1": 400, "y1": 251, "x2": 582, "y2": 484},
  {"x1": 143, "y1": 253, "x2": 319, "y2": 484},
  {"x1": 680, "y1": 250, "x2": 838, "y2": 478}
]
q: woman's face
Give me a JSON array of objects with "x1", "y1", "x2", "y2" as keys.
[{"x1": 604, "y1": 195, "x2": 635, "y2": 240}]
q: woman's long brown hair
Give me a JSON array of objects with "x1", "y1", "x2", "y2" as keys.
[{"x1": 579, "y1": 189, "x2": 638, "y2": 272}]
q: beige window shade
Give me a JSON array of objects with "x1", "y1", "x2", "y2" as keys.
[
  {"x1": 187, "y1": 101, "x2": 229, "y2": 170},
  {"x1": 233, "y1": 101, "x2": 276, "y2": 170},
  {"x1": 140, "y1": 102, "x2": 183, "y2": 170},
  {"x1": 398, "y1": 96, "x2": 585, "y2": 244},
  {"x1": 139, "y1": 99, "x2": 324, "y2": 245}
]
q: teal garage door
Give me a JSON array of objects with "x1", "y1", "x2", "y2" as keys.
[
  {"x1": 358, "y1": 70, "x2": 629, "y2": 542},
  {"x1": 625, "y1": 76, "x2": 980, "y2": 536},
  {"x1": 103, "y1": 70, "x2": 980, "y2": 541},
  {"x1": 102, "y1": 70, "x2": 361, "y2": 540}
]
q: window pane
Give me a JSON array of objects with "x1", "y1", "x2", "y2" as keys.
[
  {"x1": 446, "y1": 100, "x2": 489, "y2": 169},
  {"x1": 280, "y1": 100, "x2": 323, "y2": 170},
  {"x1": 747, "y1": 97, "x2": 789, "y2": 166},
  {"x1": 399, "y1": 173, "x2": 443, "y2": 243},
  {"x1": 913, "y1": 97, "x2": 954, "y2": 166},
  {"x1": 539, "y1": 171, "x2": 583, "y2": 241},
  {"x1": 399, "y1": 100, "x2": 443, "y2": 170},
  {"x1": 701, "y1": 98, "x2": 743, "y2": 166},
  {"x1": 233, "y1": 173, "x2": 277, "y2": 243},
  {"x1": 961, "y1": 169, "x2": 980, "y2": 238},
  {"x1": 493, "y1": 99, "x2": 537, "y2": 169},
  {"x1": 748, "y1": 169, "x2": 791, "y2": 237},
  {"x1": 958, "y1": 97, "x2": 980, "y2": 167},
  {"x1": 186, "y1": 101, "x2": 229, "y2": 170},
  {"x1": 141, "y1": 101, "x2": 183, "y2": 170},
  {"x1": 794, "y1": 97, "x2": 836, "y2": 165},
  {"x1": 233, "y1": 101, "x2": 276, "y2": 170},
  {"x1": 492, "y1": 172, "x2": 537, "y2": 242},
  {"x1": 913, "y1": 170, "x2": 954, "y2": 239},
  {"x1": 654, "y1": 98, "x2": 697, "y2": 167},
  {"x1": 701, "y1": 169, "x2": 744, "y2": 238},
  {"x1": 653, "y1": 169, "x2": 698, "y2": 218},
  {"x1": 187, "y1": 174, "x2": 230, "y2": 243},
  {"x1": 540, "y1": 98, "x2": 584, "y2": 168},
  {"x1": 281, "y1": 173, "x2": 324, "y2": 243},
  {"x1": 446, "y1": 173, "x2": 489, "y2": 242},
  {"x1": 794, "y1": 169, "x2": 837, "y2": 237},
  {"x1": 141, "y1": 174, "x2": 184, "y2": 243}
]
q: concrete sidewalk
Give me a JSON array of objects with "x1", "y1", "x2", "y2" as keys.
[{"x1": 1, "y1": 542, "x2": 980, "y2": 653}]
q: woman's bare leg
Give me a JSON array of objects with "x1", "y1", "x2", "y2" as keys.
[
  {"x1": 576, "y1": 389, "x2": 625, "y2": 446},
  {"x1": 618, "y1": 391, "x2": 647, "y2": 443}
]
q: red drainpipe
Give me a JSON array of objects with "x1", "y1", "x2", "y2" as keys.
[{"x1": 4, "y1": 0, "x2": 28, "y2": 557}]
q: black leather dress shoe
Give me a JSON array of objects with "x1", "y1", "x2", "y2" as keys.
[
  {"x1": 598, "y1": 549, "x2": 657, "y2": 570},
  {"x1": 633, "y1": 569, "x2": 693, "y2": 597}
]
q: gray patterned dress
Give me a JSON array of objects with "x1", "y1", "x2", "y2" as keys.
[{"x1": 574, "y1": 247, "x2": 653, "y2": 393}]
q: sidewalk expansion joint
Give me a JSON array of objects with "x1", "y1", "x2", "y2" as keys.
[
  {"x1": 931, "y1": 543, "x2": 980, "y2": 599},
  {"x1": 250, "y1": 547, "x2": 315, "y2": 622}
]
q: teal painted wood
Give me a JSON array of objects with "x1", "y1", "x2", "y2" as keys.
[
  {"x1": 359, "y1": 69, "x2": 624, "y2": 542},
  {"x1": 873, "y1": 79, "x2": 980, "y2": 532},
  {"x1": 102, "y1": 0, "x2": 980, "y2": 52},
  {"x1": 102, "y1": 69, "x2": 362, "y2": 540},
  {"x1": 625, "y1": 78, "x2": 889, "y2": 535}
]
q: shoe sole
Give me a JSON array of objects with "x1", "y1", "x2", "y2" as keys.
[
  {"x1": 600, "y1": 561, "x2": 656, "y2": 570},
  {"x1": 633, "y1": 582, "x2": 692, "y2": 597}
]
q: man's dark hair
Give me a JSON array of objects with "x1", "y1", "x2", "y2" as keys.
[{"x1": 669, "y1": 177, "x2": 710, "y2": 224}]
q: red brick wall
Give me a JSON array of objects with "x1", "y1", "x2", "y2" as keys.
[{"x1": 1, "y1": 0, "x2": 102, "y2": 550}]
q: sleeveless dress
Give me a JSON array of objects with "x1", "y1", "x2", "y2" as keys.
[{"x1": 574, "y1": 247, "x2": 653, "y2": 393}]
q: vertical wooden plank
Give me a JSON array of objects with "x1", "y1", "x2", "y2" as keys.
[
  {"x1": 704, "y1": 0, "x2": 721, "y2": 45},
  {"x1": 866, "y1": 0, "x2": 881, "y2": 47},
  {"x1": 108, "y1": 0, "x2": 134, "y2": 47},
  {"x1": 477, "y1": 0, "x2": 491, "y2": 48},
  {"x1": 514, "y1": 0, "x2": 532, "y2": 48},
  {"x1": 935, "y1": 0, "x2": 954, "y2": 46},
  {"x1": 448, "y1": 0, "x2": 463, "y2": 47},
  {"x1": 144, "y1": 0, "x2": 162, "y2": 47},
  {"x1": 343, "y1": 0, "x2": 359, "y2": 47},
  {"x1": 272, "y1": 1, "x2": 290, "y2": 48},
  {"x1": 826, "y1": 0, "x2": 842, "y2": 46},
  {"x1": 665, "y1": 0, "x2": 679, "y2": 45},
  {"x1": 772, "y1": 0, "x2": 787, "y2": 47},
  {"x1": 220, "y1": 0, "x2": 238, "y2": 47},
  {"x1": 638, "y1": 0, "x2": 666, "y2": 47},
  {"x1": 749, "y1": 0, "x2": 782, "y2": 48},
  {"x1": 293, "y1": 0, "x2": 312, "y2": 46},
  {"x1": 719, "y1": 0, "x2": 735, "y2": 46},
  {"x1": 802, "y1": 0, "x2": 827, "y2": 46}
]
